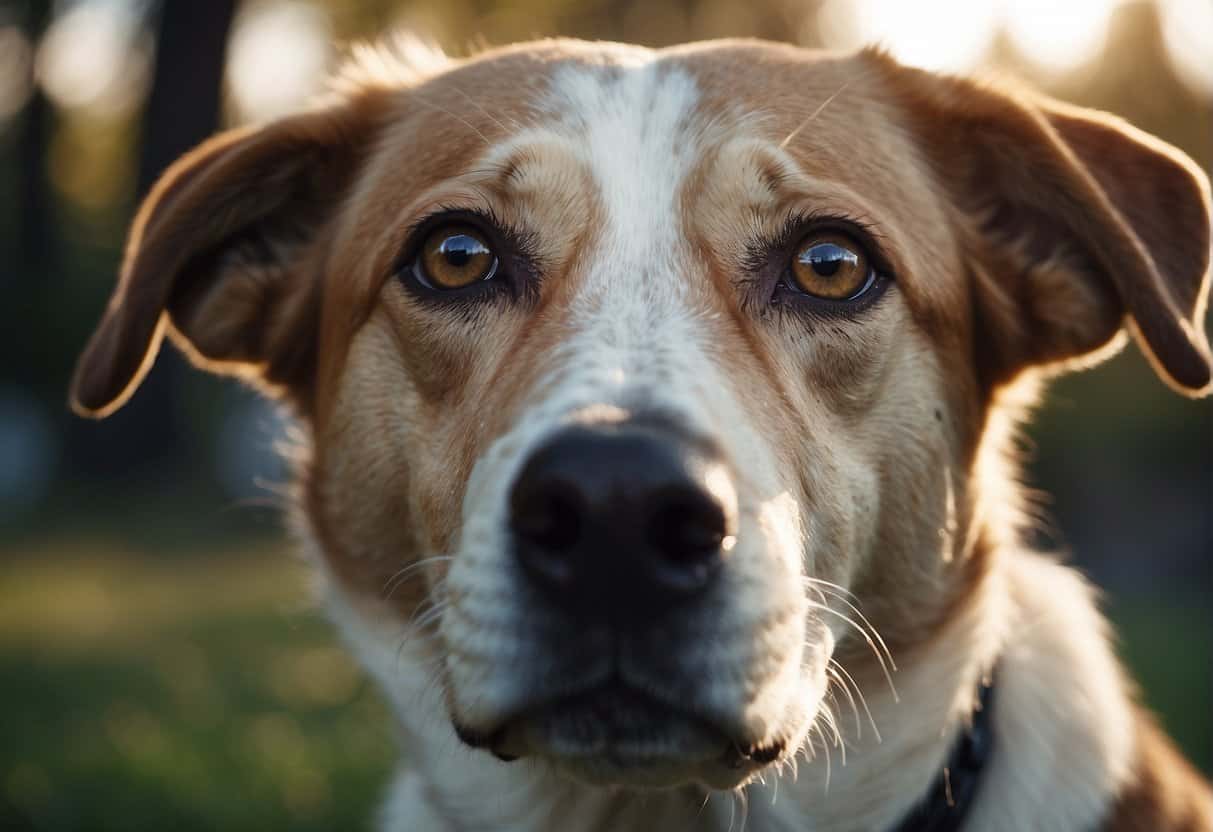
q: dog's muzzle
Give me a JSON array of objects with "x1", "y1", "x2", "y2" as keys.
[
  {"x1": 508, "y1": 417, "x2": 738, "y2": 626},
  {"x1": 447, "y1": 414, "x2": 807, "y2": 786}
]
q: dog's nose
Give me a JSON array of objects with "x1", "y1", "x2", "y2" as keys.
[{"x1": 508, "y1": 420, "x2": 736, "y2": 623}]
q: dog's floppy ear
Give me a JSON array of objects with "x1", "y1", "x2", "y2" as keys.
[
  {"x1": 70, "y1": 94, "x2": 382, "y2": 418},
  {"x1": 878, "y1": 56, "x2": 1212, "y2": 396}
]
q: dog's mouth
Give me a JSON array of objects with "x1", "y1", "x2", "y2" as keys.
[{"x1": 453, "y1": 680, "x2": 787, "y2": 787}]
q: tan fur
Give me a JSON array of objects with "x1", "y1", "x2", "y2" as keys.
[
  {"x1": 1105, "y1": 712, "x2": 1213, "y2": 830},
  {"x1": 71, "y1": 38, "x2": 1211, "y2": 829}
]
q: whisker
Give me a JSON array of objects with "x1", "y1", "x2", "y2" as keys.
[
  {"x1": 823, "y1": 686, "x2": 847, "y2": 749},
  {"x1": 382, "y1": 555, "x2": 455, "y2": 599},
  {"x1": 822, "y1": 705, "x2": 846, "y2": 767},
  {"x1": 409, "y1": 91, "x2": 493, "y2": 146},
  {"x1": 446, "y1": 84, "x2": 525, "y2": 134},
  {"x1": 815, "y1": 722, "x2": 832, "y2": 793},
  {"x1": 410, "y1": 599, "x2": 450, "y2": 633},
  {"x1": 779, "y1": 80, "x2": 852, "y2": 149},
  {"x1": 393, "y1": 625, "x2": 446, "y2": 682},
  {"x1": 803, "y1": 575, "x2": 859, "y2": 602},
  {"x1": 806, "y1": 579, "x2": 898, "y2": 672},
  {"x1": 827, "y1": 663, "x2": 863, "y2": 740},
  {"x1": 806, "y1": 599, "x2": 899, "y2": 702},
  {"x1": 391, "y1": 576, "x2": 453, "y2": 671},
  {"x1": 829, "y1": 658, "x2": 882, "y2": 742}
]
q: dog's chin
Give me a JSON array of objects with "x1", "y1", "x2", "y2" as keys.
[
  {"x1": 466, "y1": 684, "x2": 794, "y2": 790},
  {"x1": 546, "y1": 754, "x2": 728, "y2": 790}
]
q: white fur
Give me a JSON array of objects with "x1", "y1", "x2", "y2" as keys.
[
  {"x1": 302, "y1": 54, "x2": 1137, "y2": 831},
  {"x1": 315, "y1": 537, "x2": 1135, "y2": 830},
  {"x1": 436, "y1": 55, "x2": 820, "y2": 765},
  {"x1": 967, "y1": 553, "x2": 1136, "y2": 831}
]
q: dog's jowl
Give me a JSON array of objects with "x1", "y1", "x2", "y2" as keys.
[{"x1": 71, "y1": 38, "x2": 1212, "y2": 831}]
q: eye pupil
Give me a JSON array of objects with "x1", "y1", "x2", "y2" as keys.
[
  {"x1": 413, "y1": 223, "x2": 498, "y2": 290},
  {"x1": 441, "y1": 234, "x2": 485, "y2": 267},
  {"x1": 789, "y1": 233, "x2": 874, "y2": 301},
  {"x1": 807, "y1": 243, "x2": 855, "y2": 278}
]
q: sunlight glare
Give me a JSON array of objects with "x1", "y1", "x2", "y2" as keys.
[
  {"x1": 226, "y1": 1, "x2": 331, "y2": 123},
  {"x1": 817, "y1": 0, "x2": 1000, "y2": 72},
  {"x1": 1158, "y1": 0, "x2": 1213, "y2": 96},
  {"x1": 35, "y1": 1, "x2": 150, "y2": 117},
  {"x1": 1002, "y1": 0, "x2": 1119, "y2": 72},
  {"x1": 816, "y1": 0, "x2": 1123, "y2": 74}
]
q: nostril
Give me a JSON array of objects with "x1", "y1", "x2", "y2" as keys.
[
  {"x1": 511, "y1": 485, "x2": 582, "y2": 551},
  {"x1": 647, "y1": 489, "x2": 728, "y2": 566},
  {"x1": 508, "y1": 420, "x2": 736, "y2": 617},
  {"x1": 511, "y1": 484, "x2": 582, "y2": 590}
]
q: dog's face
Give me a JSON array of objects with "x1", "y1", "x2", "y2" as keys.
[{"x1": 71, "y1": 40, "x2": 1211, "y2": 790}]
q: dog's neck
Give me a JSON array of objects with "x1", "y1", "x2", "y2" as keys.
[
  {"x1": 757, "y1": 548, "x2": 1136, "y2": 832},
  {"x1": 321, "y1": 537, "x2": 1136, "y2": 832}
]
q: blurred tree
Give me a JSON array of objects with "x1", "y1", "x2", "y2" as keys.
[
  {"x1": 64, "y1": 1, "x2": 237, "y2": 481},
  {"x1": 15, "y1": 0, "x2": 52, "y2": 281},
  {"x1": 139, "y1": 1, "x2": 237, "y2": 193},
  {"x1": 1, "y1": 0, "x2": 54, "y2": 360}
]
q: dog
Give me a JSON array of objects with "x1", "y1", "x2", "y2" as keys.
[{"x1": 70, "y1": 37, "x2": 1212, "y2": 830}]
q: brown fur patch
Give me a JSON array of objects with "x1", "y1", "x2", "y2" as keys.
[
  {"x1": 71, "y1": 38, "x2": 1212, "y2": 816},
  {"x1": 1102, "y1": 709, "x2": 1213, "y2": 830}
]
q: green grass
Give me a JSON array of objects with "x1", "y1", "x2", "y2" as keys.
[
  {"x1": 0, "y1": 540, "x2": 1206, "y2": 830},
  {"x1": 0, "y1": 542, "x2": 394, "y2": 831},
  {"x1": 1109, "y1": 596, "x2": 1211, "y2": 772}
]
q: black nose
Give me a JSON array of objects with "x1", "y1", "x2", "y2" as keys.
[{"x1": 508, "y1": 419, "x2": 736, "y2": 624}]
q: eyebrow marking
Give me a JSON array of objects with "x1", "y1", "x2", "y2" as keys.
[
  {"x1": 758, "y1": 157, "x2": 788, "y2": 195},
  {"x1": 473, "y1": 140, "x2": 589, "y2": 202},
  {"x1": 492, "y1": 151, "x2": 526, "y2": 189}
]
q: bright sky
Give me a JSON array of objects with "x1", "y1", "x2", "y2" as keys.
[
  {"x1": 17, "y1": 0, "x2": 1213, "y2": 123},
  {"x1": 817, "y1": 0, "x2": 1118, "y2": 74},
  {"x1": 225, "y1": 1, "x2": 331, "y2": 122},
  {"x1": 817, "y1": 0, "x2": 1212, "y2": 90}
]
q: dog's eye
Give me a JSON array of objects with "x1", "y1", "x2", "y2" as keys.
[
  {"x1": 415, "y1": 224, "x2": 499, "y2": 290},
  {"x1": 788, "y1": 233, "x2": 876, "y2": 301}
]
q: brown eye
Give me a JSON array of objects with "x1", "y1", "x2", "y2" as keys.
[
  {"x1": 789, "y1": 232, "x2": 875, "y2": 301},
  {"x1": 416, "y1": 224, "x2": 498, "y2": 290}
]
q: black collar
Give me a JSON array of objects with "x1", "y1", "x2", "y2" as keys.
[{"x1": 887, "y1": 674, "x2": 997, "y2": 832}]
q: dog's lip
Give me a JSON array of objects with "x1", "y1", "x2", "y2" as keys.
[
  {"x1": 505, "y1": 681, "x2": 726, "y2": 766},
  {"x1": 460, "y1": 680, "x2": 785, "y2": 774}
]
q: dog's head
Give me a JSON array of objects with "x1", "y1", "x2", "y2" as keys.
[{"x1": 71, "y1": 39, "x2": 1211, "y2": 789}]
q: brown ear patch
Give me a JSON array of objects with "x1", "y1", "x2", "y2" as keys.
[
  {"x1": 68, "y1": 128, "x2": 257, "y2": 417},
  {"x1": 1049, "y1": 109, "x2": 1211, "y2": 318},
  {"x1": 70, "y1": 95, "x2": 383, "y2": 418},
  {"x1": 163, "y1": 221, "x2": 325, "y2": 400},
  {"x1": 1048, "y1": 108, "x2": 1212, "y2": 394},
  {"x1": 868, "y1": 52, "x2": 1212, "y2": 396},
  {"x1": 71, "y1": 300, "x2": 169, "y2": 419}
]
